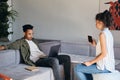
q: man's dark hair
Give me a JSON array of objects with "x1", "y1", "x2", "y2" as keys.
[
  {"x1": 22, "y1": 24, "x2": 33, "y2": 32},
  {"x1": 96, "y1": 10, "x2": 112, "y2": 27}
]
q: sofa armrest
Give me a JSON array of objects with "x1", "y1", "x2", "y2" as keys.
[{"x1": 0, "y1": 73, "x2": 12, "y2": 80}]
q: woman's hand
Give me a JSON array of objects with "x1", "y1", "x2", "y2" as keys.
[
  {"x1": 83, "y1": 61, "x2": 93, "y2": 66},
  {"x1": 90, "y1": 39, "x2": 96, "y2": 47}
]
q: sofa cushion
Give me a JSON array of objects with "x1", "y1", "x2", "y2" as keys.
[
  {"x1": 38, "y1": 41, "x2": 61, "y2": 55},
  {"x1": 90, "y1": 46, "x2": 96, "y2": 57},
  {"x1": 116, "y1": 63, "x2": 120, "y2": 71},
  {"x1": 0, "y1": 50, "x2": 20, "y2": 68},
  {"x1": 61, "y1": 42, "x2": 90, "y2": 56},
  {"x1": 15, "y1": 50, "x2": 20, "y2": 64},
  {"x1": 0, "y1": 64, "x2": 54, "y2": 80},
  {"x1": 114, "y1": 45, "x2": 120, "y2": 60},
  {"x1": 92, "y1": 72, "x2": 120, "y2": 80}
]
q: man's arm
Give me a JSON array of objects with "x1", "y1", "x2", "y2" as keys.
[{"x1": 0, "y1": 39, "x2": 21, "y2": 50}]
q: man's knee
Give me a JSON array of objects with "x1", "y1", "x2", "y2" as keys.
[
  {"x1": 61, "y1": 55, "x2": 71, "y2": 61},
  {"x1": 49, "y1": 58, "x2": 59, "y2": 65},
  {"x1": 64, "y1": 55, "x2": 70, "y2": 60}
]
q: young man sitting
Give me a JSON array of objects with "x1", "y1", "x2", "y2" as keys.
[{"x1": 0, "y1": 24, "x2": 71, "y2": 80}]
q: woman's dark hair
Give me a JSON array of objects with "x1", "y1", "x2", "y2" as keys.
[
  {"x1": 96, "y1": 10, "x2": 112, "y2": 27},
  {"x1": 118, "y1": 0, "x2": 120, "y2": 3},
  {"x1": 22, "y1": 24, "x2": 33, "y2": 32}
]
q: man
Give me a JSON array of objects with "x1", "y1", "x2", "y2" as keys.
[{"x1": 0, "y1": 24, "x2": 71, "y2": 80}]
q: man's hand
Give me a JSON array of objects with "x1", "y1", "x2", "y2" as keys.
[
  {"x1": 40, "y1": 54, "x2": 47, "y2": 58},
  {"x1": 0, "y1": 46, "x2": 5, "y2": 50}
]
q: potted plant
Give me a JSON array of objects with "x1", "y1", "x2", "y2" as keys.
[{"x1": 0, "y1": 0, "x2": 17, "y2": 42}]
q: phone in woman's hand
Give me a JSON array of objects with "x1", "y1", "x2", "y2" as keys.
[{"x1": 88, "y1": 35, "x2": 93, "y2": 43}]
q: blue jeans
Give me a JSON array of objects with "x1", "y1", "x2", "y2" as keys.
[{"x1": 74, "y1": 64, "x2": 110, "y2": 80}]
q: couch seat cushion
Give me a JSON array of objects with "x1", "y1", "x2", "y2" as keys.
[
  {"x1": 92, "y1": 71, "x2": 120, "y2": 80},
  {"x1": 0, "y1": 64, "x2": 54, "y2": 80}
]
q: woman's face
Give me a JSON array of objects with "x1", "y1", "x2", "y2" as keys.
[{"x1": 96, "y1": 20, "x2": 104, "y2": 30}]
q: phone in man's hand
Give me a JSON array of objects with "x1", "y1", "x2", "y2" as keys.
[{"x1": 88, "y1": 35, "x2": 93, "y2": 43}]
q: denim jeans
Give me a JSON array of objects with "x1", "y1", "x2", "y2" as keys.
[
  {"x1": 74, "y1": 64, "x2": 110, "y2": 80},
  {"x1": 35, "y1": 55, "x2": 71, "y2": 80}
]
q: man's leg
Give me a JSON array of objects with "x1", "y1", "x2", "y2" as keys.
[
  {"x1": 74, "y1": 64, "x2": 110, "y2": 80},
  {"x1": 56, "y1": 55, "x2": 71, "y2": 80},
  {"x1": 35, "y1": 57, "x2": 62, "y2": 80}
]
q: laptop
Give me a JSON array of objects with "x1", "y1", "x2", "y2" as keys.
[{"x1": 48, "y1": 45, "x2": 60, "y2": 57}]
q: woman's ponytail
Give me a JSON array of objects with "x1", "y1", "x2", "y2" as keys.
[{"x1": 96, "y1": 10, "x2": 112, "y2": 27}]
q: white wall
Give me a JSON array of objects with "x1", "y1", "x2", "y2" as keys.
[{"x1": 12, "y1": 0, "x2": 120, "y2": 44}]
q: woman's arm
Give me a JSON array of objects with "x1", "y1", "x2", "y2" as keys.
[{"x1": 84, "y1": 32, "x2": 107, "y2": 66}]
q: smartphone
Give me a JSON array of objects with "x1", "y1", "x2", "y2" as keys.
[{"x1": 88, "y1": 35, "x2": 93, "y2": 43}]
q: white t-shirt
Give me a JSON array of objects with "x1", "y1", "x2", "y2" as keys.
[
  {"x1": 96, "y1": 28, "x2": 115, "y2": 72},
  {"x1": 26, "y1": 39, "x2": 45, "y2": 62}
]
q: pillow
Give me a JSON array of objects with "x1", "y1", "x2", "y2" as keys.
[{"x1": 0, "y1": 50, "x2": 18, "y2": 67}]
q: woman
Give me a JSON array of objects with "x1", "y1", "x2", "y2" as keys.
[{"x1": 74, "y1": 10, "x2": 115, "y2": 80}]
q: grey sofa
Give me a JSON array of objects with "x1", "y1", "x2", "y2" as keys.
[
  {"x1": 0, "y1": 50, "x2": 56, "y2": 80},
  {"x1": 60, "y1": 41, "x2": 120, "y2": 71},
  {"x1": 32, "y1": 40, "x2": 120, "y2": 79},
  {"x1": 59, "y1": 41, "x2": 120, "y2": 80},
  {"x1": 0, "y1": 40, "x2": 62, "y2": 80},
  {"x1": 0, "y1": 39, "x2": 120, "y2": 80}
]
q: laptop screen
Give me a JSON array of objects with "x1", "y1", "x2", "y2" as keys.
[{"x1": 49, "y1": 45, "x2": 60, "y2": 57}]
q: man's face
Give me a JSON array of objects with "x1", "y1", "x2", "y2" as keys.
[{"x1": 24, "y1": 29, "x2": 33, "y2": 40}]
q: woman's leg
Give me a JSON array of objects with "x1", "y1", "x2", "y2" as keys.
[{"x1": 74, "y1": 64, "x2": 110, "y2": 80}]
